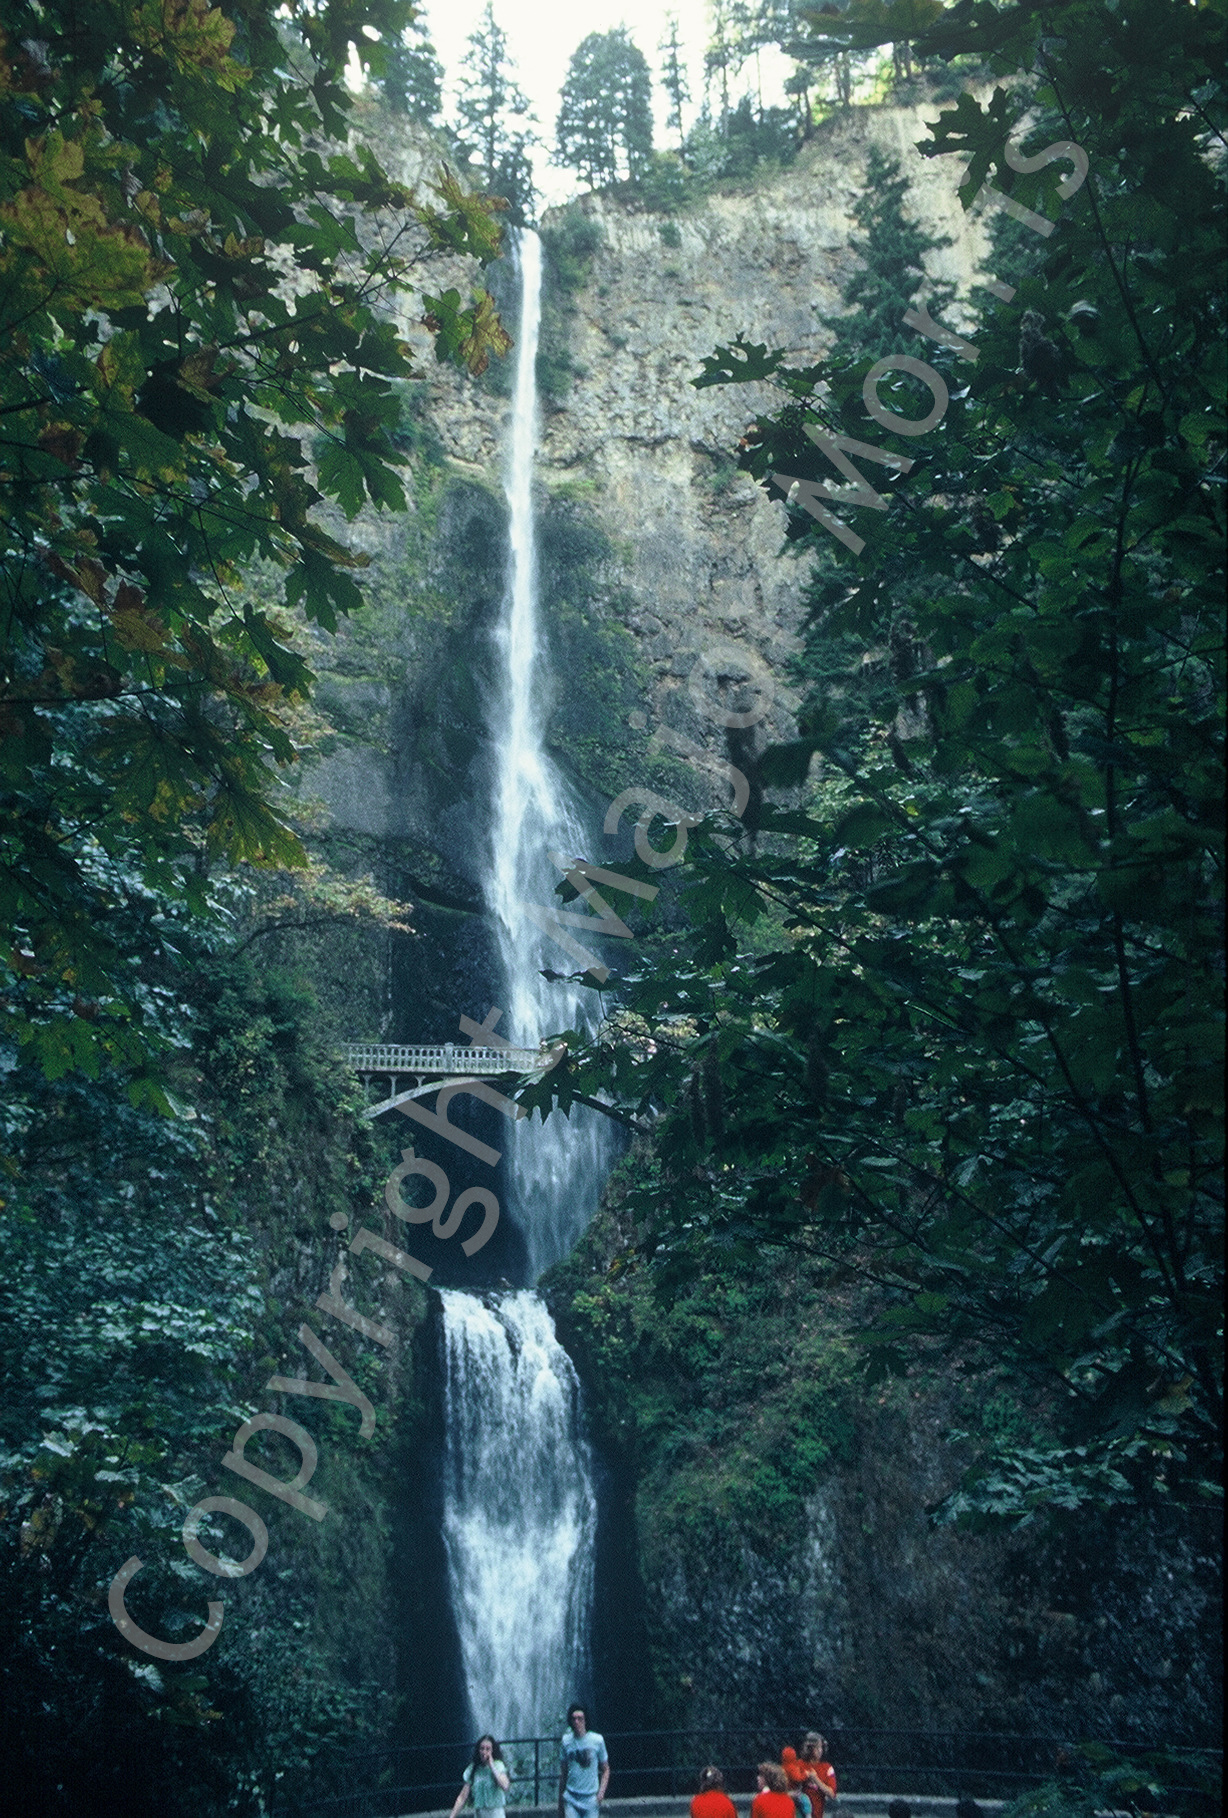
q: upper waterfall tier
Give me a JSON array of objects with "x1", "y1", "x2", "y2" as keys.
[{"x1": 486, "y1": 227, "x2": 614, "y2": 1285}]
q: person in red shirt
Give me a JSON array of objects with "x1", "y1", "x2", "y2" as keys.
[
  {"x1": 797, "y1": 1734, "x2": 837, "y2": 1818},
  {"x1": 691, "y1": 1767, "x2": 737, "y2": 1818},
  {"x1": 781, "y1": 1750, "x2": 806, "y2": 1788},
  {"x1": 753, "y1": 1762, "x2": 797, "y2": 1818}
]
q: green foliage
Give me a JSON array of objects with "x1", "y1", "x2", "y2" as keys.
[
  {"x1": 1002, "y1": 1742, "x2": 1223, "y2": 1818},
  {"x1": 524, "y1": 0, "x2": 1226, "y2": 1522},
  {"x1": 0, "y1": 944, "x2": 415, "y2": 1810},
  {"x1": 659, "y1": 14, "x2": 691, "y2": 153},
  {"x1": 378, "y1": 14, "x2": 444, "y2": 123},
  {"x1": 713, "y1": 95, "x2": 802, "y2": 179},
  {"x1": 695, "y1": 333, "x2": 787, "y2": 388},
  {"x1": 628, "y1": 100, "x2": 799, "y2": 212},
  {"x1": 538, "y1": 210, "x2": 604, "y2": 401},
  {"x1": 547, "y1": 1195, "x2": 860, "y2": 1558},
  {"x1": 825, "y1": 143, "x2": 954, "y2": 365},
  {"x1": 541, "y1": 209, "x2": 606, "y2": 294},
  {"x1": 556, "y1": 28, "x2": 655, "y2": 189},
  {"x1": 635, "y1": 151, "x2": 694, "y2": 215},
  {"x1": 0, "y1": 0, "x2": 509, "y2": 1091},
  {"x1": 453, "y1": 0, "x2": 537, "y2": 221}
]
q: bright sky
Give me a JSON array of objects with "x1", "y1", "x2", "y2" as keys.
[{"x1": 411, "y1": 0, "x2": 794, "y2": 207}]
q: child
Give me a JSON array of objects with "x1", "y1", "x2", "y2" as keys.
[
  {"x1": 753, "y1": 1762, "x2": 797, "y2": 1818},
  {"x1": 692, "y1": 1766, "x2": 737, "y2": 1818}
]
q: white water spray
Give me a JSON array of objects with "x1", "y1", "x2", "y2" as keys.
[
  {"x1": 439, "y1": 1290, "x2": 597, "y2": 1741},
  {"x1": 438, "y1": 229, "x2": 607, "y2": 1740}
]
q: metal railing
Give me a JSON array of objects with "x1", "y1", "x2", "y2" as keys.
[
  {"x1": 342, "y1": 1043, "x2": 546, "y2": 1076},
  {"x1": 272, "y1": 1726, "x2": 1222, "y2": 1818}
]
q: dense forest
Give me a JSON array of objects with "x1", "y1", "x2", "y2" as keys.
[{"x1": 1, "y1": 0, "x2": 1222, "y2": 1814}]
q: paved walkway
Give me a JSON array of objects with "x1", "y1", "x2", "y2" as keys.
[{"x1": 401, "y1": 1798, "x2": 1007, "y2": 1818}]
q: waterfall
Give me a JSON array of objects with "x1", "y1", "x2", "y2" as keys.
[
  {"x1": 487, "y1": 226, "x2": 613, "y2": 1284},
  {"x1": 437, "y1": 228, "x2": 606, "y2": 1741},
  {"x1": 439, "y1": 1291, "x2": 597, "y2": 1741}
]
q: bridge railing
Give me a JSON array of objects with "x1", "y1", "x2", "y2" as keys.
[
  {"x1": 341, "y1": 1042, "x2": 546, "y2": 1076},
  {"x1": 272, "y1": 1726, "x2": 1222, "y2": 1818}
]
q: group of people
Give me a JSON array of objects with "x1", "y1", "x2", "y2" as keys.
[
  {"x1": 696, "y1": 1733, "x2": 839, "y2": 1818},
  {"x1": 446, "y1": 1714, "x2": 836, "y2": 1818}
]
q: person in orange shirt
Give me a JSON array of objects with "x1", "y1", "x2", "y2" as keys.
[
  {"x1": 797, "y1": 1734, "x2": 837, "y2": 1818},
  {"x1": 780, "y1": 1746, "x2": 808, "y2": 1817},
  {"x1": 753, "y1": 1762, "x2": 797, "y2": 1818},
  {"x1": 781, "y1": 1749, "x2": 806, "y2": 1788},
  {"x1": 691, "y1": 1766, "x2": 737, "y2": 1818}
]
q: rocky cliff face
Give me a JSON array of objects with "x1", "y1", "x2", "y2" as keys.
[
  {"x1": 301, "y1": 96, "x2": 991, "y2": 919},
  {"x1": 418, "y1": 99, "x2": 988, "y2": 786},
  {"x1": 275, "y1": 102, "x2": 1220, "y2": 1756}
]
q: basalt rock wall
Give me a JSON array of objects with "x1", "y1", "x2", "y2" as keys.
[{"x1": 296, "y1": 95, "x2": 991, "y2": 951}]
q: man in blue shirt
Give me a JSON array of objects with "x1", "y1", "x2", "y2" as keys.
[{"x1": 558, "y1": 1704, "x2": 609, "y2": 1818}]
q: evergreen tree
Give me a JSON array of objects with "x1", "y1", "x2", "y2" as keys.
[
  {"x1": 557, "y1": 29, "x2": 654, "y2": 189},
  {"x1": 776, "y1": 0, "x2": 866, "y2": 116},
  {"x1": 454, "y1": 1, "x2": 537, "y2": 216},
  {"x1": 705, "y1": 0, "x2": 735, "y2": 119},
  {"x1": 730, "y1": 0, "x2": 766, "y2": 118},
  {"x1": 825, "y1": 145, "x2": 953, "y2": 365},
  {"x1": 659, "y1": 14, "x2": 691, "y2": 154},
  {"x1": 539, "y1": 0, "x2": 1225, "y2": 1526},
  {"x1": 380, "y1": 14, "x2": 444, "y2": 124}
]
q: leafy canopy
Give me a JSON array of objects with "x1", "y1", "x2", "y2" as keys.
[
  {"x1": 0, "y1": 0, "x2": 509, "y2": 1091},
  {"x1": 524, "y1": 0, "x2": 1226, "y2": 1520}
]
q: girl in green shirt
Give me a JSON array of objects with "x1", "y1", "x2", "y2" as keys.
[{"x1": 451, "y1": 1736, "x2": 511, "y2": 1818}]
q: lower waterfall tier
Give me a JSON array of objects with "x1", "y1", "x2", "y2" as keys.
[{"x1": 439, "y1": 1288, "x2": 597, "y2": 1739}]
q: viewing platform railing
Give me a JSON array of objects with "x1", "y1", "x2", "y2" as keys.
[{"x1": 273, "y1": 1725, "x2": 1222, "y2": 1818}]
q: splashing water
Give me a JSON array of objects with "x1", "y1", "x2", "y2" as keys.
[{"x1": 439, "y1": 1290, "x2": 597, "y2": 1740}]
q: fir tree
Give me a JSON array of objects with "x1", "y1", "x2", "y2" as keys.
[
  {"x1": 557, "y1": 28, "x2": 654, "y2": 189},
  {"x1": 825, "y1": 144, "x2": 954, "y2": 365},
  {"x1": 705, "y1": 0, "x2": 735, "y2": 119},
  {"x1": 659, "y1": 14, "x2": 691, "y2": 153},
  {"x1": 380, "y1": 15, "x2": 443, "y2": 123},
  {"x1": 454, "y1": 1, "x2": 537, "y2": 216}
]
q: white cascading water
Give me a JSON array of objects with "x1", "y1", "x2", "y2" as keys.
[
  {"x1": 439, "y1": 1290, "x2": 596, "y2": 1740},
  {"x1": 486, "y1": 227, "x2": 613, "y2": 1284},
  {"x1": 438, "y1": 229, "x2": 606, "y2": 1740}
]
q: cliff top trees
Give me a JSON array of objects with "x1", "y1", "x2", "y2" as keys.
[
  {"x1": 380, "y1": 14, "x2": 445, "y2": 124},
  {"x1": 659, "y1": 14, "x2": 692, "y2": 155},
  {"x1": 557, "y1": 29, "x2": 655, "y2": 190},
  {"x1": 454, "y1": 1, "x2": 537, "y2": 219},
  {"x1": 0, "y1": 0, "x2": 509, "y2": 1092}
]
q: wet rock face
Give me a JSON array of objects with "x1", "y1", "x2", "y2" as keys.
[{"x1": 639, "y1": 1395, "x2": 1223, "y2": 1744}]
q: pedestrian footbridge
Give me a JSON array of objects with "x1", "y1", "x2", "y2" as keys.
[{"x1": 340, "y1": 1041, "x2": 560, "y2": 1120}]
